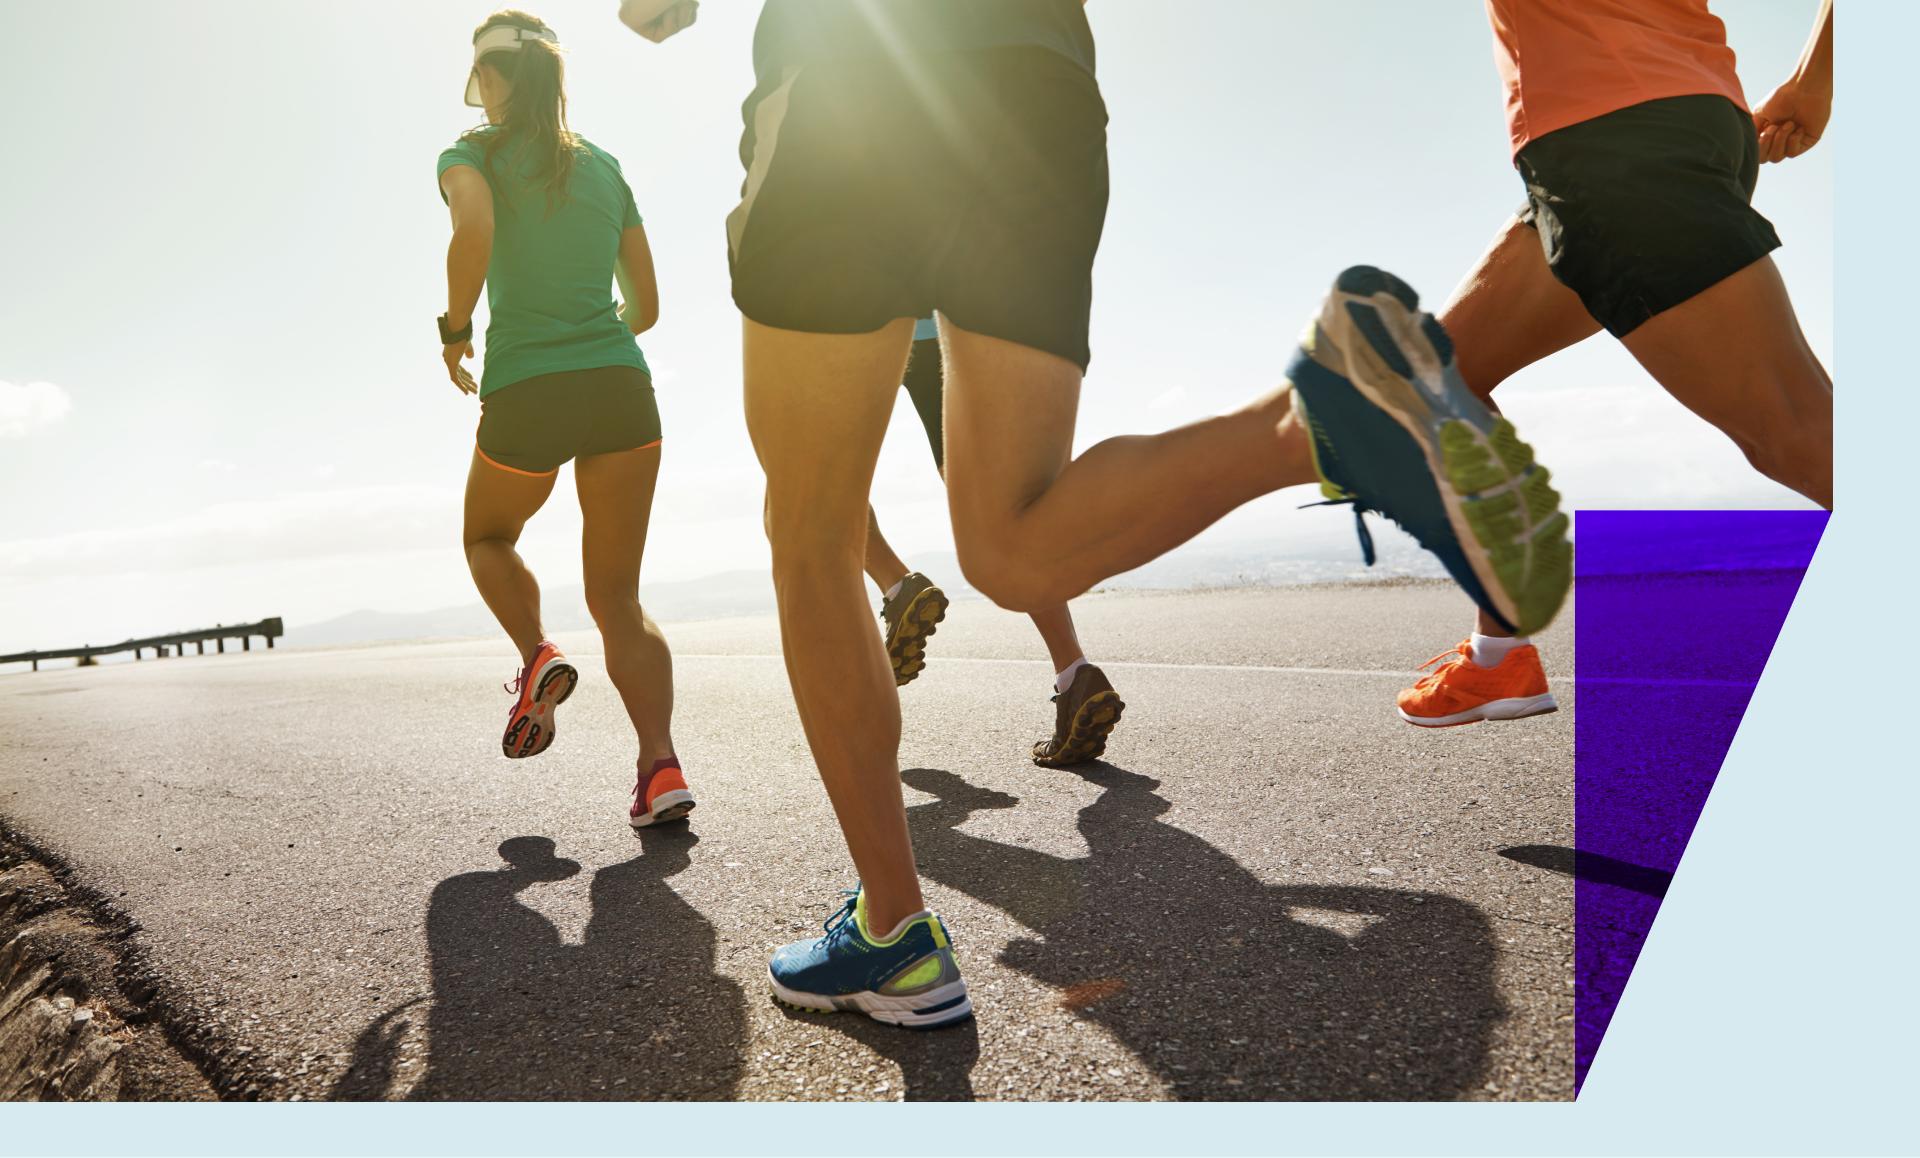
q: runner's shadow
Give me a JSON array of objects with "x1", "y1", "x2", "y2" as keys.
[
  {"x1": 331, "y1": 830, "x2": 746, "y2": 1100},
  {"x1": 902, "y1": 764, "x2": 1505, "y2": 1100},
  {"x1": 773, "y1": 1000, "x2": 982, "y2": 1102}
]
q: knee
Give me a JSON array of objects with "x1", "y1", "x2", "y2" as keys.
[
  {"x1": 765, "y1": 501, "x2": 864, "y2": 578},
  {"x1": 462, "y1": 529, "x2": 515, "y2": 557},
  {"x1": 584, "y1": 583, "x2": 639, "y2": 628},
  {"x1": 956, "y1": 540, "x2": 1059, "y2": 614}
]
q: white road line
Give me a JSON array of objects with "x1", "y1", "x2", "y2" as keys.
[{"x1": 675, "y1": 653, "x2": 1753, "y2": 689}]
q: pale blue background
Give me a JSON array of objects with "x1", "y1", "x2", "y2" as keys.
[{"x1": 2, "y1": 1, "x2": 1908, "y2": 1154}]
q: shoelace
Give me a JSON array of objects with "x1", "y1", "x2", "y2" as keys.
[
  {"x1": 1299, "y1": 497, "x2": 1378, "y2": 566},
  {"x1": 1411, "y1": 643, "x2": 1473, "y2": 690},
  {"x1": 503, "y1": 668, "x2": 527, "y2": 696},
  {"x1": 819, "y1": 890, "x2": 862, "y2": 947}
]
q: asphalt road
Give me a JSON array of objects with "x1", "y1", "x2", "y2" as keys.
[{"x1": 0, "y1": 582, "x2": 1575, "y2": 1101}]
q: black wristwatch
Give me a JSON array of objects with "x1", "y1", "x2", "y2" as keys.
[{"x1": 438, "y1": 313, "x2": 474, "y2": 345}]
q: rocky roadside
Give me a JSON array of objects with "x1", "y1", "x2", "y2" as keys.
[{"x1": 0, "y1": 825, "x2": 220, "y2": 1101}]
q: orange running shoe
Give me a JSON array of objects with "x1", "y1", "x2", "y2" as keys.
[
  {"x1": 630, "y1": 757, "x2": 696, "y2": 828},
  {"x1": 501, "y1": 640, "x2": 577, "y2": 759},
  {"x1": 1396, "y1": 640, "x2": 1557, "y2": 728}
]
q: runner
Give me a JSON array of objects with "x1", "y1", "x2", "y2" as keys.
[
  {"x1": 1395, "y1": 0, "x2": 1835, "y2": 729},
  {"x1": 868, "y1": 317, "x2": 1125, "y2": 768},
  {"x1": 624, "y1": 0, "x2": 1570, "y2": 1027},
  {"x1": 441, "y1": 9, "x2": 693, "y2": 829}
]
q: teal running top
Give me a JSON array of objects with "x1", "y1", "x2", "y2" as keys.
[
  {"x1": 437, "y1": 129, "x2": 650, "y2": 397},
  {"x1": 912, "y1": 316, "x2": 938, "y2": 342}
]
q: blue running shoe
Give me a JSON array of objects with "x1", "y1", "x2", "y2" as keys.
[
  {"x1": 1289, "y1": 266, "x2": 1572, "y2": 636},
  {"x1": 769, "y1": 889, "x2": 972, "y2": 1029}
]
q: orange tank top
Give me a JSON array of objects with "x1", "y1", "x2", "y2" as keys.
[{"x1": 1487, "y1": 0, "x2": 1747, "y2": 158}]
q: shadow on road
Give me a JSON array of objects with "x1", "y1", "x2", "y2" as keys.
[
  {"x1": 1499, "y1": 844, "x2": 1671, "y2": 899},
  {"x1": 902, "y1": 764, "x2": 1505, "y2": 1100},
  {"x1": 331, "y1": 830, "x2": 746, "y2": 1100}
]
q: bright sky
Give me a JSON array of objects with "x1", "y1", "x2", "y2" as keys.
[{"x1": 0, "y1": 1, "x2": 1831, "y2": 652}]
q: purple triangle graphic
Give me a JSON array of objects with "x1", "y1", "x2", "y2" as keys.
[{"x1": 1572, "y1": 509, "x2": 1827, "y2": 1094}]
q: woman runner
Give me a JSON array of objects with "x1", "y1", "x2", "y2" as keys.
[{"x1": 437, "y1": 9, "x2": 692, "y2": 829}]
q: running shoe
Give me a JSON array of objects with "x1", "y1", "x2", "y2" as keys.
[
  {"x1": 501, "y1": 641, "x2": 577, "y2": 759},
  {"x1": 881, "y1": 572, "x2": 949, "y2": 687},
  {"x1": 1289, "y1": 266, "x2": 1572, "y2": 636},
  {"x1": 1397, "y1": 640, "x2": 1558, "y2": 728},
  {"x1": 1032, "y1": 663, "x2": 1126, "y2": 767},
  {"x1": 769, "y1": 889, "x2": 972, "y2": 1029},
  {"x1": 629, "y1": 757, "x2": 696, "y2": 827}
]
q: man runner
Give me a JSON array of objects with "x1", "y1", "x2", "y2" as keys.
[
  {"x1": 869, "y1": 317, "x2": 1125, "y2": 768},
  {"x1": 624, "y1": 0, "x2": 1572, "y2": 1027},
  {"x1": 1395, "y1": 0, "x2": 1834, "y2": 729}
]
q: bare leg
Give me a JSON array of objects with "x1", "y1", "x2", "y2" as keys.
[
  {"x1": 1437, "y1": 215, "x2": 1604, "y2": 638},
  {"x1": 864, "y1": 507, "x2": 912, "y2": 594},
  {"x1": 746, "y1": 317, "x2": 925, "y2": 934},
  {"x1": 940, "y1": 325, "x2": 1317, "y2": 613},
  {"x1": 1620, "y1": 256, "x2": 1832, "y2": 508},
  {"x1": 576, "y1": 445, "x2": 675, "y2": 768},
  {"x1": 1027, "y1": 605, "x2": 1085, "y2": 673},
  {"x1": 462, "y1": 453, "x2": 558, "y2": 665}
]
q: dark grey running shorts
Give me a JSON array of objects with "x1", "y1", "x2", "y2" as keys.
[
  {"x1": 475, "y1": 365, "x2": 661, "y2": 476},
  {"x1": 728, "y1": 48, "x2": 1109, "y2": 371},
  {"x1": 1516, "y1": 94, "x2": 1782, "y2": 338}
]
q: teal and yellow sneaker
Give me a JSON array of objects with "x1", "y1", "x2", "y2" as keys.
[
  {"x1": 1289, "y1": 266, "x2": 1572, "y2": 636},
  {"x1": 768, "y1": 889, "x2": 972, "y2": 1029}
]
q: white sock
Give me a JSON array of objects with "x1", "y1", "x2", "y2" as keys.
[
  {"x1": 1469, "y1": 632, "x2": 1529, "y2": 667},
  {"x1": 883, "y1": 578, "x2": 904, "y2": 602},
  {"x1": 1055, "y1": 657, "x2": 1090, "y2": 695}
]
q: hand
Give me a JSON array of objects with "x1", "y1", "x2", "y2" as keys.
[
  {"x1": 443, "y1": 341, "x2": 478, "y2": 395},
  {"x1": 1752, "y1": 77, "x2": 1831, "y2": 163},
  {"x1": 619, "y1": 0, "x2": 697, "y2": 43}
]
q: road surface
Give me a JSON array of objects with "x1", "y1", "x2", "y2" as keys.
[{"x1": 0, "y1": 583, "x2": 1574, "y2": 1101}]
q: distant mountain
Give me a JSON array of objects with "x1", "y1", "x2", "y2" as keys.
[{"x1": 289, "y1": 531, "x2": 1446, "y2": 649}]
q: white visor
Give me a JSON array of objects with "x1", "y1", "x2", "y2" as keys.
[{"x1": 465, "y1": 25, "x2": 560, "y2": 107}]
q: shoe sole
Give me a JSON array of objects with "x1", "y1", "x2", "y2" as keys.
[
  {"x1": 502, "y1": 660, "x2": 577, "y2": 759},
  {"x1": 1292, "y1": 266, "x2": 1571, "y2": 636},
  {"x1": 1032, "y1": 690, "x2": 1127, "y2": 768},
  {"x1": 888, "y1": 586, "x2": 950, "y2": 687},
  {"x1": 769, "y1": 974, "x2": 973, "y2": 1030},
  {"x1": 1398, "y1": 692, "x2": 1559, "y2": 729},
  {"x1": 630, "y1": 788, "x2": 696, "y2": 828}
]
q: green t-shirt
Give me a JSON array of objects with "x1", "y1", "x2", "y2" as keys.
[{"x1": 436, "y1": 129, "x2": 650, "y2": 397}]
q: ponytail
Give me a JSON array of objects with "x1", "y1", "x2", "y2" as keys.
[{"x1": 467, "y1": 10, "x2": 579, "y2": 209}]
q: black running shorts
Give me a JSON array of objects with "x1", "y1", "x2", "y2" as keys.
[
  {"x1": 727, "y1": 48, "x2": 1109, "y2": 371},
  {"x1": 1517, "y1": 94, "x2": 1783, "y2": 338},
  {"x1": 475, "y1": 365, "x2": 662, "y2": 476}
]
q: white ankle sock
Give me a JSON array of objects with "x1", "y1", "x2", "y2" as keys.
[
  {"x1": 883, "y1": 578, "x2": 904, "y2": 602},
  {"x1": 1055, "y1": 657, "x2": 1090, "y2": 695},
  {"x1": 1469, "y1": 632, "x2": 1529, "y2": 667}
]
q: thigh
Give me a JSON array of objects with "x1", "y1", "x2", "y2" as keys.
[
  {"x1": 1440, "y1": 214, "x2": 1602, "y2": 396},
  {"x1": 575, "y1": 445, "x2": 662, "y2": 590},
  {"x1": 939, "y1": 320, "x2": 1081, "y2": 546},
  {"x1": 464, "y1": 451, "x2": 558, "y2": 546},
  {"x1": 745, "y1": 318, "x2": 916, "y2": 547},
  {"x1": 1619, "y1": 255, "x2": 1830, "y2": 435}
]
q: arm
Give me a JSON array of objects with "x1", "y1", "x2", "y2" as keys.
[
  {"x1": 438, "y1": 164, "x2": 494, "y2": 394},
  {"x1": 618, "y1": 0, "x2": 698, "y2": 42},
  {"x1": 1752, "y1": 0, "x2": 1833, "y2": 163},
  {"x1": 614, "y1": 224, "x2": 660, "y2": 336}
]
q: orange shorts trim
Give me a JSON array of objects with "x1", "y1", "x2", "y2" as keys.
[{"x1": 474, "y1": 444, "x2": 560, "y2": 479}]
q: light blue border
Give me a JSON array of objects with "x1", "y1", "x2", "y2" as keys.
[{"x1": 5, "y1": 3, "x2": 1911, "y2": 1155}]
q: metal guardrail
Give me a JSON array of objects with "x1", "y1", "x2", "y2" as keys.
[{"x1": 1, "y1": 617, "x2": 284, "y2": 672}]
